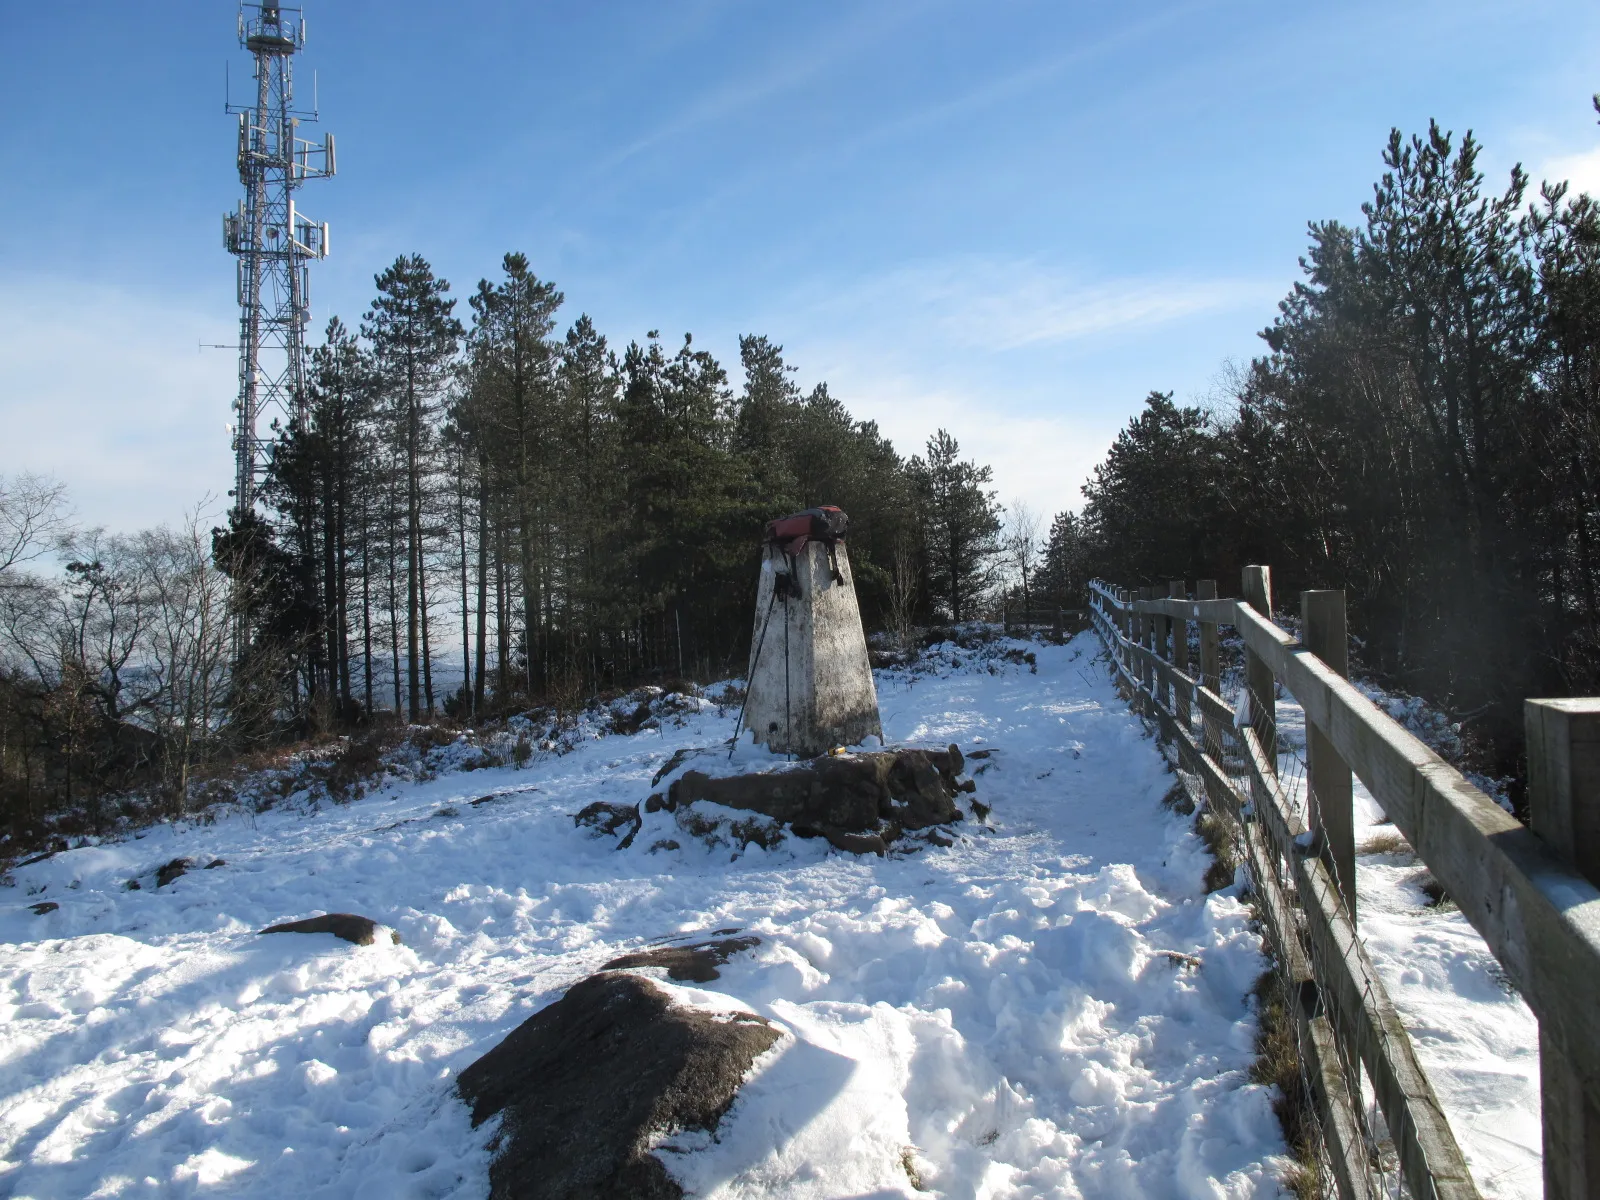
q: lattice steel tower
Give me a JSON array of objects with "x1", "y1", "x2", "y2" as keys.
[{"x1": 224, "y1": 1, "x2": 334, "y2": 520}]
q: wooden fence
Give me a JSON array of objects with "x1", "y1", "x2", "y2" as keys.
[
  {"x1": 1088, "y1": 570, "x2": 1600, "y2": 1200},
  {"x1": 1000, "y1": 605, "x2": 1086, "y2": 637}
]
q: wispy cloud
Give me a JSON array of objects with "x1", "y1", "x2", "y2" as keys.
[
  {"x1": 817, "y1": 256, "x2": 1274, "y2": 350},
  {"x1": 753, "y1": 255, "x2": 1280, "y2": 516},
  {"x1": 0, "y1": 277, "x2": 236, "y2": 532},
  {"x1": 831, "y1": 0, "x2": 1214, "y2": 159},
  {"x1": 777, "y1": 362, "x2": 1114, "y2": 519},
  {"x1": 1537, "y1": 145, "x2": 1600, "y2": 200},
  {"x1": 593, "y1": 3, "x2": 935, "y2": 175}
]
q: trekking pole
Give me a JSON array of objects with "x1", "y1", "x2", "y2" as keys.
[
  {"x1": 783, "y1": 596, "x2": 792, "y2": 761},
  {"x1": 728, "y1": 584, "x2": 779, "y2": 759}
]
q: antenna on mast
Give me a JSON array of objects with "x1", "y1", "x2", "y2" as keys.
[{"x1": 223, "y1": 1, "x2": 335, "y2": 523}]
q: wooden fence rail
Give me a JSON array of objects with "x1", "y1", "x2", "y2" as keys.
[{"x1": 1087, "y1": 571, "x2": 1600, "y2": 1200}]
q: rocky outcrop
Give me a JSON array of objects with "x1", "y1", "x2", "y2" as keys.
[
  {"x1": 575, "y1": 801, "x2": 643, "y2": 848},
  {"x1": 258, "y1": 912, "x2": 398, "y2": 946},
  {"x1": 457, "y1": 971, "x2": 781, "y2": 1200},
  {"x1": 156, "y1": 858, "x2": 193, "y2": 888},
  {"x1": 662, "y1": 746, "x2": 969, "y2": 854},
  {"x1": 600, "y1": 934, "x2": 760, "y2": 983}
]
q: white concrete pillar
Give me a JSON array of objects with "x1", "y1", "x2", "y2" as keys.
[{"x1": 744, "y1": 538, "x2": 882, "y2": 757}]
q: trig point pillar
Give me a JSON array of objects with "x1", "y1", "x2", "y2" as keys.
[{"x1": 743, "y1": 507, "x2": 882, "y2": 757}]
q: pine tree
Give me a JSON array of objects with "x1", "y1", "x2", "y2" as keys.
[
  {"x1": 910, "y1": 430, "x2": 1001, "y2": 623},
  {"x1": 466, "y1": 253, "x2": 563, "y2": 700},
  {"x1": 363, "y1": 255, "x2": 463, "y2": 721},
  {"x1": 1039, "y1": 510, "x2": 1087, "y2": 609},
  {"x1": 555, "y1": 314, "x2": 618, "y2": 681},
  {"x1": 1080, "y1": 392, "x2": 1220, "y2": 585},
  {"x1": 734, "y1": 335, "x2": 801, "y2": 503},
  {"x1": 302, "y1": 317, "x2": 373, "y2": 722}
]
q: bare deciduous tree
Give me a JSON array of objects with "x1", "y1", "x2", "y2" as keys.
[
  {"x1": 1006, "y1": 501, "x2": 1042, "y2": 628},
  {"x1": 887, "y1": 533, "x2": 919, "y2": 651},
  {"x1": 0, "y1": 473, "x2": 71, "y2": 582},
  {"x1": 138, "y1": 504, "x2": 232, "y2": 815}
]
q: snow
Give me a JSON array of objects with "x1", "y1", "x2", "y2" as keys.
[{"x1": 1, "y1": 633, "x2": 1291, "y2": 1198}]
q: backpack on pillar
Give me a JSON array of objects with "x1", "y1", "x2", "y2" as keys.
[{"x1": 765, "y1": 506, "x2": 848, "y2": 585}]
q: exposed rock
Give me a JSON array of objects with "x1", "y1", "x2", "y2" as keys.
[
  {"x1": 793, "y1": 825, "x2": 886, "y2": 856},
  {"x1": 886, "y1": 749, "x2": 964, "y2": 829},
  {"x1": 650, "y1": 746, "x2": 712, "y2": 787},
  {"x1": 644, "y1": 793, "x2": 667, "y2": 813},
  {"x1": 574, "y1": 801, "x2": 642, "y2": 844},
  {"x1": 29, "y1": 901, "x2": 58, "y2": 915},
  {"x1": 457, "y1": 971, "x2": 781, "y2": 1200},
  {"x1": 648, "y1": 839, "x2": 680, "y2": 853},
  {"x1": 601, "y1": 934, "x2": 760, "y2": 983},
  {"x1": 205, "y1": 858, "x2": 227, "y2": 869},
  {"x1": 18, "y1": 842, "x2": 67, "y2": 867},
  {"x1": 664, "y1": 746, "x2": 969, "y2": 855},
  {"x1": 258, "y1": 912, "x2": 398, "y2": 946},
  {"x1": 673, "y1": 804, "x2": 784, "y2": 852},
  {"x1": 156, "y1": 858, "x2": 193, "y2": 888},
  {"x1": 669, "y1": 762, "x2": 879, "y2": 830}
]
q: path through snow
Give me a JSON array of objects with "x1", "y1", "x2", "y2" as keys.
[{"x1": 0, "y1": 634, "x2": 1287, "y2": 1198}]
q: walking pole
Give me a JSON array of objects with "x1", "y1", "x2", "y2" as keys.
[{"x1": 728, "y1": 580, "x2": 779, "y2": 759}]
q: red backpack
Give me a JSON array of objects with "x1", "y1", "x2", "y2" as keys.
[
  {"x1": 764, "y1": 506, "x2": 848, "y2": 588},
  {"x1": 764, "y1": 506, "x2": 848, "y2": 555}
]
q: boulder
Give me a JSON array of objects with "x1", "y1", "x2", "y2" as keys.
[
  {"x1": 793, "y1": 826, "x2": 887, "y2": 856},
  {"x1": 156, "y1": 857, "x2": 193, "y2": 888},
  {"x1": 29, "y1": 901, "x2": 58, "y2": 915},
  {"x1": 664, "y1": 746, "x2": 967, "y2": 853},
  {"x1": 672, "y1": 804, "x2": 785, "y2": 852},
  {"x1": 457, "y1": 971, "x2": 781, "y2": 1200},
  {"x1": 574, "y1": 801, "x2": 642, "y2": 848},
  {"x1": 258, "y1": 912, "x2": 398, "y2": 946},
  {"x1": 885, "y1": 749, "x2": 964, "y2": 829},
  {"x1": 601, "y1": 935, "x2": 759, "y2": 983},
  {"x1": 668, "y1": 760, "x2": 881, "y2": 831}
]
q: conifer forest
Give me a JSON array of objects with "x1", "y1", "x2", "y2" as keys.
[{"x1": 4, "y1": 118, "x2": 1600, "y2": 832}]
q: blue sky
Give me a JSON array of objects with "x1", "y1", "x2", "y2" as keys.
[{"x1": 4, "y1": 1, "x2": 1599, "y2": 533}]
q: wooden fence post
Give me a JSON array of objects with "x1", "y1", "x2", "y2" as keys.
[
  {"x1": 1197, "y1": 580, "x2": 1221, "y2": 760},
  {"x1": 1119, "y1": 589, "x2": 1132, "y2": 678},
  {"x1": 1155, "y1": 583, "x2": 1172, "y2": 711},
  {"x1": 1170, "y1": 580, "x2": 1189, "y2": 728},
  {"x1": 1138, "y1": 587, "x2": 1154, "y2": 696},
  {"x1": 1526, "y1": 698, "x2": 1600, "y2": 1200},
  {"x1": 1303, "y1": 590, "x2": 1355, "y2": 916},
  {"x1": 1242, "y1": 566, "x2": 1277, "y2": 771}
]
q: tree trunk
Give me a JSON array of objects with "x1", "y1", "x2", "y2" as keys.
[
  {"x1": 407, "y1": 383, "x2": 422, "y2": 723},
  {"x1": 361, "y1": 486, "x2": 374, "y2": 718},
  {"x1": 458, "y1": 447, "x2": 472, "y2": 714},
  {"x1": 474, "y1": 452, "x2": 490, "y2": 715},
  {"x1": 388, "y1": 473, "x2": 403, "y2": 717},
  {"x1": 496, "y1": 513, "x2": 510, "y2": 699}
]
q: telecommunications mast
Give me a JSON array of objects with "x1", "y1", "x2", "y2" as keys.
[{"x1": 224, "y1": 1, "x2": 334, "y2": 521}]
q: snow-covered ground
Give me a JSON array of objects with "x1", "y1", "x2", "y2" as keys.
[{"x1": 0, "y1": 633, "x2": 1292, "y2": 1199}]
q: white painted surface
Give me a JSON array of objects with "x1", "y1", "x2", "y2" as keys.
[{"x1": 743, "y1": 539, "x2": 882, "y2": 756}]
